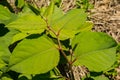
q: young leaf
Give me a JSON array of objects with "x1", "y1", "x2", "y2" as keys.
[
  {"x1": 0, "y1": 5, "x2": 17, "y2": 24},
  {"x1": 18, "y1": 73, "x2": 32, "y2": 80},
  {"x1": 0, "y1": 45, "x2": 10, "y2": 64},
  {"x1": 32, "y1": 68, "x2": 62, "y2": 79},
  {"x1": 1, "y1": 76, "x2": 13, "y2": 80},
  {"x1": 49, "y1": 9, "x2": 87, "y2": 40},
  {"x1": 0, "y1": 29, "x2": 19, "y2": 47},
  {"x1": 6, "y1": 14, "x2": 46, "y2": 34},
  {"x1": 76, "y1": 21, "x2": 93, "y2": 32},
  {"x1": 91, "y1": 75, "x2": 109, "y2": 80},
  {"x1": 0, "y1": 58, "x2": 7, "y2": 69},
  {"x1": 43, "y1": 0, "x2": 55, "y2": 18},
  {"x1": 11, "y1": 33, "x2": 29, "y2": 44},
  {"x1": 16, "y1": 0, "x2": 25, "y2": 8},
  {"x1": 72, "y1": 32, "x2": 117, "y2": 72},
  {"x1": 9, "y1": 35, "x2": 59, "y2": 74},
  {"x1": 27, "y1": 3, "x2": 40, "y2": 15},
  {"x1": 0, "y1": 29, "x2": 19, "y2": 63},
  {"x1": 48, "y1": 6, "x2": 64, "y2": 25},
  {"x1": 0, "y1": 5, "x2": 11, "y2": 20}
]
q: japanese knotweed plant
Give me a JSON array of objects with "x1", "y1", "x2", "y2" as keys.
[{"x1": 0, "y1": 0, "x2": 119, "y2": 80}]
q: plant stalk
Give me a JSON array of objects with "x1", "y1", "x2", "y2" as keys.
[{"x1": 44, "y1": 18, "x2": 75, "y2": 80}]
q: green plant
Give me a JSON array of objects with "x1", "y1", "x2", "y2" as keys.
[
  {"x1": 0, "y1": 0, "x2": 119, "y2": 80},
  {"x1": 76, "y1": 0, "x2": 94, "y2": 10}
]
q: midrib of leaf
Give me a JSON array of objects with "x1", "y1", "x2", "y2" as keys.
[
  {"x1": 52, "y1": 10, "x2": 83, "y2": 30},
  {"x1": 75, "y1": 47, "x2": 116, "y2": 59},
  {"x1": 9, "y1": 22, "x2": 45, "y2": 29},
  {"x1": 62, "y1": 13, "x2": 84, "y2": 29},
  {"x1": 9, "y1": 47, "x2": 57, "y2": 67}
]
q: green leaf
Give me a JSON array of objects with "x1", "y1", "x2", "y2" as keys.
[
  {"x1": 17, "y1": 0, "x2": 25, "y2": 8},
  {"x1": 77, "y1": 21, "x2": 93, "y2": 32},
  {"x1": 6, "y1": 14, "x2": 46, "y2": 34},
  {"x1": 18, "y1": 73, "x2": 32, "y2": 80},
  {"x1": 0, "y1": 71, "x2": 3, "y2": 76},
  {"x1": 18, "y1": 76, "x2": 28, "y2": 80},
  {"x1": 33, "y1": 68, "x2": 61, "y2": 79},
  {"x1": 0, "y1": 5, "x2": 11, "y2": 20},
  {"x1": 0, "y1": 73, "x2": 13, "y2": 80},
  {"x1": 1, "y1": 76, "x2": 13, "y2": 80},
  {"x1": 0, "y1": 29, "x2": 19, "y2": 47},
  {"x1": 91, "y1": 75, "x2": 109, "y2": 80},
  {"x1": 21, "y1": 5, "x2": 34, "y2": 14},
  {"x1": 43, "y1": 1, "x2": 55, "y2": 18},
  {"x1": 50, "y1": 9, "x2": 87, "y2": 40},
  {"x1": 0, "y1": 45, "x2": 10, "y2": 64},
  {"x1": 0, "y1": 29, "x2": 19, "y2": 63},
  {"x1": 9, "y1": 35, "x2": 59, "y2": 74},
  {"x1": 72, "y1": 32, "x2": 117, "y2": 71},
  {"x1": 18, "y1": 4, "x2": 39, "y2": 16},
  {"x1": 48, "y1": 6, "x2": 64, "y2": 25},
  {"x1": 27, "y1": 3, "x2": 40, "y2": 15},
  {"x1": 11, "y1": 33, "x2": 29, "y2": 44},
  {"x1": 0, "y1": 59, "x2": 7, "y2": 69},
  {"x1": 0, "y1": 5, "x2": 17, "y2": 25},
  {"x1": 33, "y1": 70, "x2": 65, "y2": 80}
]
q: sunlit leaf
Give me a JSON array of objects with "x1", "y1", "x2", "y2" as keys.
[
  {"x1": 0, "y1": 5, "x2": 17, "y2": 24},
  {"x1": 91, "y1": 75, "x2": 109, "y2": 80},
  {"x1": 43, "y1": 0, "x2": 55, "y2": 18},
  {"x1": 11, "y1": 33, "x2": 29, "y2": 44},
  {"x1": 49, "y1": 9, "x2": 88, "y2": 40},
  {"x1": 6, "y1": 14, "x2": 46, "y2": 34},
  {"x1": 0, "y1": 29, "x2": 18, "y2": 63},
  {"x1": 0, "y1": 59, "x2": 7, "y2": 69},
  {"x1": 9, "y1": 35, "x2": 59, "y2": 74},
  {"x1": 1, "y1": 76, "x2": 13, "y2": 80},
  {"x1": 17, "y1": 0, "x2": 25, "y2": 8},
  {"x1": 72, "y1": 32, "x2": 117, "y2": 71}
]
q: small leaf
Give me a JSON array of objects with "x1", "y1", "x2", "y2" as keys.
[
  {"x1": 1, "y1": 76, "x2": 13, "y2": 80},
  {"x1": 0, "y1": 29, "x2": 18, "y2": 63},
  {"x1": 77, "y1": 21, "x2": 93, "y2": 32},
  {"x1": 17, "y1": 0, "x2": 25, "y2": 8},
  {"x1": 20, "y1": 4, "x2": 38, "y2": 16},
  {"x1": 50, "y1": 9, "x2": 87, "y2": 40},
  {"x1": 0, "y1": 71, "x2": 3, "y2": 76},
  {"x1": 9, "y1": 35, "x2": 59, "y2": 74},
  {"x1": 91, "y1": 75, "x2": 109, "y2": 80},
  {"x1": 6, "y1": 14, "x2": 46, "y2": 34},
  {"x1": 0, "y1": 5, "x2": 11, "y2": 20},
  {"x1": 0, "y1": 59, "x2": 7, "y2": 69},
  {"x1": 48, "y1": 6, "x2": 64, "y2": 25},
  {"x1": 0, "y1": 45, "x2": 10, "y2": 64},
  {"x1": 72, "y1": 32, "x2": 117, "y2": 71},
  {"x1": 43, "y1": 1, "x2": 55, "y2": 18},
  {"x1": 33, "y1": 68, "x2": 61, "y2": 79},
  {"x1": 27, "y1": 4, "x2": 40, "y2": 15},
  {"x1": 0, "y1": 29, "x2": 19, "y2": 47},
  {"x1": 18, "y1": 74, "x2": 32, "y2": 80},
  {"x1": 0, "y1": 5, "x2": 17, "y2": 24},
  {"x1": 11, "y1": 33, "x2": 29, "y2": 44}
]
